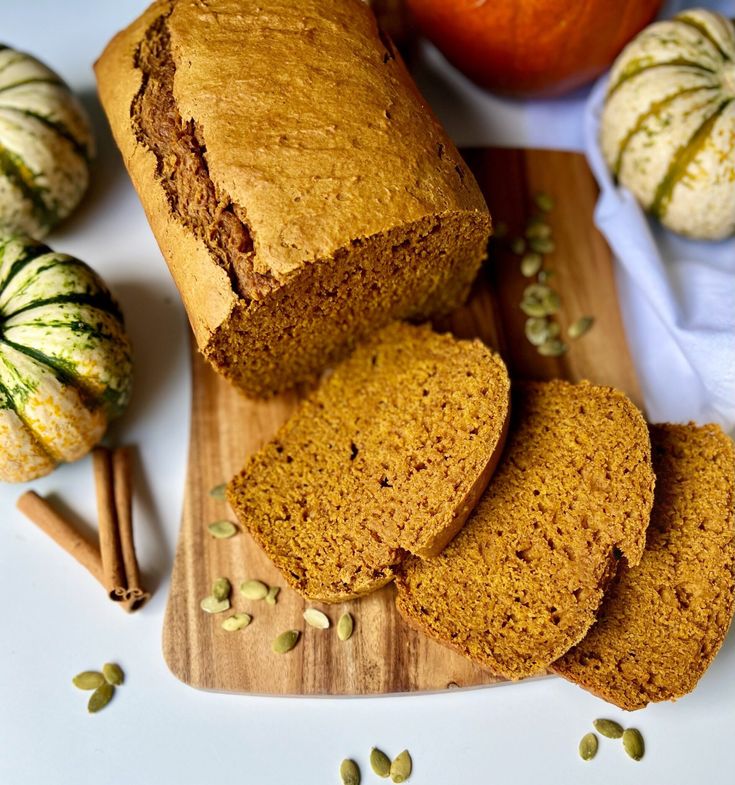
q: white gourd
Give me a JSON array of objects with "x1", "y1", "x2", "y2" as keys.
[{"x1": 601, "y1": 9, "x2": 735, "y2": 240}]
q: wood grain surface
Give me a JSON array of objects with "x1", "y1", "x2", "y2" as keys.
[{"x1": 162, "y1": 148, "x2": 643, "y2": 695}]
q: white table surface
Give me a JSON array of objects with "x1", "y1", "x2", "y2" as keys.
[{"x1": 1, "y1": 2, "x2": 733, "y2": 784}]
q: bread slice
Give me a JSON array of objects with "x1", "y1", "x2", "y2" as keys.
[
  {"x1": 227, "y1": 322, "x2": 510, "y2": 602},
  {"x1": 95, "y1": 0, "x2": 490, "y2": 398},
  {"x1": 552, "y1": 423, "x2": 735, "y2": 709},
  {"x1": 395, "y1": 380, "x2": 655, "y2": 680}
]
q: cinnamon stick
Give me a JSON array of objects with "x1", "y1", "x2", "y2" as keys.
[
  {"x1": 112, "y1": 447, "x2": 150, "y2": 611},
  {"x1": 16, "y1": 491, "x2": 104, "y2": 585},
  {"x1": 92, "y1": 447, "x2": 126, "y2": 601}
]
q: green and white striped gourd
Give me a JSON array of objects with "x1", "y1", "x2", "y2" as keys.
[
  {"x1": 0, "y1": 45, "x2": 93, "y2": 238},
  {"x1": 0, "y1": 235, "x2": 132, "y2": 482},
  {"x1": 601, "y1": 8, "x2": 735, "y2": 240}
]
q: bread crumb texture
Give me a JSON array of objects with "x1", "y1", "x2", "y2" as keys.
[
  {"x1": 395, "y1": 380, "x2": 655, "y2": 680},
  {"x1": 553, "y1": 423, "x2": 735, "y2": 709},
  {"x1": 227, "y1": 322, "x2": 510, "y2": 602}
]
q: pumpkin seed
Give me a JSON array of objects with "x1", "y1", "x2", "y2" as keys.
[
  {"x1": 201, "y1": 595, "x2": 231, "y2": 614},
  {"x1": 534, "y1": 192, "x2": 554, "y2": 212},
  {"x1": 524, "y1": 283, "x2": 551, "y2": 300},
  {"x1": 265, "y1": 586, "x2": 280, "y2": 605},
  {"x1": 525, "y1": 220, "x2": 552, "y2": 240},
  {"x1": 546, "y1": 320, "x2": 560, "y2": 338},
  {"x1": 520, "y1": 298, "x2": 548, "y2": 318},
  {"x1": 102, "y1": 663, "x2": 124, "y2": 686},
  {"x1": 541, "y1": 290, "x2": 561, "y2": 315},
  {"x1": 370, "y1": 748, "x2": 391, "y2": 778},
  {"x1": 209, "y1": 483, "x2": 227, "y2": 500},
  {"x1": 525, "y1": 317, "x2": 549, "y2": 347},
  {"x1": 337, "y1": 612, "x2": 354, "y2": 641},
  {"x1": 622, "y1": 728, "x2": 645, "y2": 761},
  {"x1": 538, "y1": 338, "x2": 567, "y2": 357},
  {"x1": 390, "y1": 750, "x2": 412, "y2": 783},
  {"x1": 207, "y1": 520, "x2": 237, "y2": 539},
  {"x1": 529, "y1": 236, "x2": 556, "y2": 254},
  {"x1": 578, "y1": 732, "x2": 598, "y2": 761},
  {"x1": 511, "y1": 237, "x2": 526, "y2": 255},
  {"x1": 303, "y1": 608, "x2": 330, "y2": 629},
  {"x1": 340, "y1": 758, "x2": 361, "y2": 785},
  {"x1": 593, "y1": 718, "x2": 624, "y2": 739},
  {"x1": 272, "y1": 629, "x2": 300, "y2": 653},
  {"x1": 222, "y1": 612, "x2": 252, "y2": 631},
  {"x1": 212, "y1": 577, "x2": 231, "y2": 602},
  {"x1": 88, "y1": 682, "x2": 115, "y2": 713},
  {"x1": 240, "y1": 579, "x2": 269, "y2": 600},
  {"x1": 569, "y1": 316, "x2": 594, "y2": 339},
  {"x1": 538, "y1": 269, "x2": 554, "y2": 284},
  {"x1": 520, "y1": 252, "x2": 543, "y2": 277},
  {"x1": 72, "y1": 671, "x2": 105, "y2": 690}
]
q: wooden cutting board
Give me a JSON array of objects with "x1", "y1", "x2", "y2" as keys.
[{"x1": 162, "y1": 148, "x2": 642, "y2": 695}]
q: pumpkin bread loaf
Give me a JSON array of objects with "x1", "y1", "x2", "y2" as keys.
[
  {"x1": 227, "y1": 322, "x2": 510, "y2": 602},
  {"x1": 552, "y1": 423, "x2": 735, "y2": 710},
  {"x1": 95, "y1": 0, "x2": 491, "y2": 397},
  {"x1": 395, "y1": 380, "x2": 655, "y2": 680}
]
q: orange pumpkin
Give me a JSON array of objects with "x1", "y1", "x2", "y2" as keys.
[{"x1": 406, "y1": 0, "x2": 663, "y2": 97}]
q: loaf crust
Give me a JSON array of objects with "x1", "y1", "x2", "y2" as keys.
[{"x1": 95, "y1": 0, "x2": 490, "y2": 396}]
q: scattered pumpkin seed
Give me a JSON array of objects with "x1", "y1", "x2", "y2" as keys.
[
  {"x1": 88, "y1": 682, "x2": 115, "y2": 713},
  {"x1": 534, "y1": 192, "x2": 554, "y2": 212},
  {"x1": 520, "y1": 298, "x2": 548, "y2": 318},
  {"x1": 541, "y1": 289, "x2": 561, "y2": 315},
  {"x1": 529, "y1": 236, "x2": 556, "y2": 254},
  {"x1": 593, "y1": 718, "x2": 624, "y2": 739},
  {"x1": 538, "y1": 338, "x2": 567, "y2": 357},
  {"x1": 340, "y1": 758, "x2": 361, "y2": 785},
  {"x1": 209, "y1": 483, "x2": 227, "y2": 500},
  {"x1": 212, "y1": 577, "x2": 231, "y2": 602},
  {"x1": 337, "y1": 612, "x2": 354, "y2": 641},
  {"x1": 546, "y1": 321, "x2": 560, "y2": 338},
  {"x1": 525, "y1": 220, "x2": 552, "y2": 240},
  {"x1": 510, "y1": 237, "x2": 526, "y2": 255},
  {"x1": 525, "y1": 317, "x2": 549, "y2": 346},
  {"x1": 222, "y1": 612, "x2": 252, "y2": 631},
  {"x1": 390, "y1": 750, "x2": 412, "y2": 783},
  {"x1": 272, "y1": 629, "x2": 301, "y2": 654},
  {"x1": 102, "y1": 663, "x2": 124, "y2": 686},
  {"x1": 568, "y1": 316, "x2": 594, "y2": 339},
  {"x1": 201, "y1": 595, "x2": 231, "y2": 614},
  {"x1": 622, "y1": 728, "x2": 645, "y2": 761},
  {"x1": 207, "y1": 520, "x2": 237, "y2": 539},
  {"x1": 520, "y1": 252, "x2": 543, "y2": 277},
  {"x1": 265, "y1": 586, "x2": 280, "y2": 605},
  {"x1": 72, "y1": 671, "x2": 105, "y2": 690},
  {"x1": 370, "y1": 748, "x2": 391, "y2": 778},
  {"x1": 240, "y1": 579, "x2": 269, "y2": 600},
  {"x1": 303, "y1": 608, "x2": 330, "y2": 629},
  {"x1": 578, "y1": 732, "x2": 598, "y2": 761},
  {"x1": 537, "y1": 269, "x2": 554, "y2": 284}
]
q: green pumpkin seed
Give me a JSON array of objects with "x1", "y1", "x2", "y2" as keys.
[
  {"x1": 209, "y1": 483, "x2": 227, "y2": 500},
  {"x1": 524, "y1": 283, "x2": 550, "y2": 300},
  {"x1": 272, "y1": 629, "x2": 301, "y2": 653},
  {"x1": 569, "y1": 316, "x2": 594, "y2": 339},
  {"x1": 88, "y1": 682, "x2": 115, "y2": 713},
  {"x1": 534, "y1": 192, "x2": 554, "y2": 212},
  {"x1": 265, "y1": 586, "x2": 280, "y2": 606},
  {"x1": 546, "y1": 320, "x2": 560, "y2": 338},
  {"x1": 525, "y1": 317, "x2": 549, "y2": 346},
  {"x1": 390, "y1": 750, "x2": 412, "y2": 783},
  {"x1": 201, "y1": 595, "x2": 231, "y2": 614},
  {"x1": 207, "y1": 520, "x2": 237, "y2": 539},
  {"x1": 340, "y1": 758, "x2": 361, "y2": 785},
  {"x1": 593, "y1": 718, "x2": 624, "y2": 739},
  {"x1": 526, "y1": 220, "x2": 552, "y2": 240},
  {"x1": 212, "y1": 577, "x2": 231, "y2": 602},
  {"x1": 240, "y1": 579, "x2": 269, "y2": 600},
  {"x1": 72, "y1": 671, "x2": 105, "y2": 690},
  {"x1": 520, "y1": 252, "x2": 543, "y2": 277},
  {"x1": 303, "y1": 608, "x2": 330, "y2": 629},
  {"x1": 529, "y1": 236, "x2": 556, "y2": 254},
  {"x1": 337, "y1": 612, "x2": 354, "y2": 641},
  {"x1": 622, "y1": 728, "x2": 644, "y2": 761},
  {"x1": 370, "y1": 748, "x2": 391, "y2": 778},
  {"x1": 102, "y1": 663, "x2": 124, "y2": 686},
  {"x1": 578, "y1": 732, "x2": 598, "y2": 761},
  {"x1": 542, "y1": 290, "x2": 561, "y2": 315},
  {"x1": 520, "y1": 298, "x2": 548, "y2": 318},
  {"x1": 221, "y1": 612, "x2": 252, "y2": 631},
  {"x1": 538, "y1": 269, "x2": 554, "y2": 284},
  {"x1": 510, "y1": 237, "x2": 526, "y2": 255},
  {"x1": 538, "y1": 338, "x2": 567, "y2": 357}
]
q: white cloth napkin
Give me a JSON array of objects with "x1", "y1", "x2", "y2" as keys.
[{"x1": 583, "y1": 76, "x2": 735, "y2": 433}]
